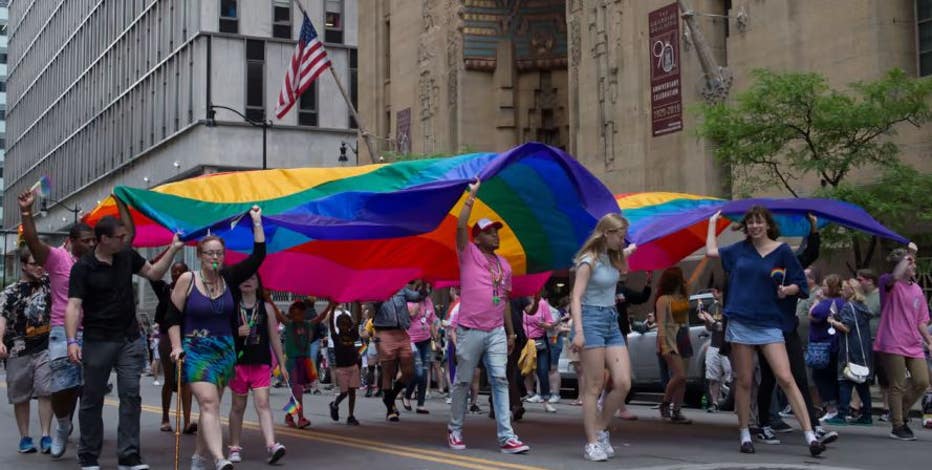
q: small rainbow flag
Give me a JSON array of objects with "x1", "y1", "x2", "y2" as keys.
[
  {"x1": 30, "y1": 176, "x2": 51, "y2": 198},
  {"x1": 283, "y1": 395, "x2": 301, "y2": 416},
  {"x1": 770, "y1": 267, "x2": 786, "y2": 285}
]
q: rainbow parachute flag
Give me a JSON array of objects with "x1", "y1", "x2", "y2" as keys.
[
  {"x1": 85, "y1": 143, "x2": 617, "y2": 301},
  {"x1": 282, "y1": 395, "x2": 301, "y2": 416},
  {"x1": 30, "y1": 176, "x2": 51, "y2": 198}
]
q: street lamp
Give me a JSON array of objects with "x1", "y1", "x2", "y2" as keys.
[
  {"x1": 339, "y1": 141, "x2": 357, "y2": 166},
  {"x1": 206, "y1": 104, "x2": 273, "y2": 170},
  {"x1": 40, "y1": 198, "x2": 81, "y2": 224}
]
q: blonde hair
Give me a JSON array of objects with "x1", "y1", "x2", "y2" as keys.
[
  {"x1": 574, "y1": 213, "x2": 630, "y2": 273},
  {"x1": 843, "y1": 278, "x2": 866, "y2": 303}
]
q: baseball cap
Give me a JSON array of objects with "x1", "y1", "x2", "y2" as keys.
[{"x1": 471, "y1": 218, "x2": 503, "y2": 237}]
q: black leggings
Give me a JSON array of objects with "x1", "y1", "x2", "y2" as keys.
[{"x1": 757, "y1": 329, "x2": 819, "y2": 427}]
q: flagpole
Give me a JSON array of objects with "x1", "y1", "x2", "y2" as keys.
[{"x1": 290, "y1": 0, "x2": 378, "y2": 164}]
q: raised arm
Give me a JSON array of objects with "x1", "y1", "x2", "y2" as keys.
[
  {"x1": 456, "y1": 178, "x2": 480, "y2": 253},
  {"x1": 706, "y1": 211, "x2": 722, "y2": 258},
  {"x1": 116, "y1": 196, "x2": 136, "y2": 244},
  {"x1": 17, "y1": 190, "x2": 51, "y2": 266},
  {"x1": 226, "y1": 206, "x2": 267, "y2": 285},
  {"x1": 138, "y1": 233, "x2": 184, "y2": 281}
]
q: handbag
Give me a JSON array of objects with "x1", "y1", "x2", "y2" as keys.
[
  {"x1": 805, "y1": 341, "x2": 832, "y2": 369},
  {"x1": 842, "y1": 305, "x2": 870, "y2": 384}
]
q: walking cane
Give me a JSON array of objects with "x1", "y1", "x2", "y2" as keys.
[{"x1": 174, "y1": 353, "x2": 185, "y2": 470}]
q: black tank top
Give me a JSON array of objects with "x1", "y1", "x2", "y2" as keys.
[{"x1": 234, "y1": 301, "x2": 272, "y2": 365}]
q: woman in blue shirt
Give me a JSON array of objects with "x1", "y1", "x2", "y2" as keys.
[
  {"x1": 706, "y1": 206, "x2": 824, "y2": 457},
  {"x1": 569, "y1": 213, "x2": 636, "y2": 462}
]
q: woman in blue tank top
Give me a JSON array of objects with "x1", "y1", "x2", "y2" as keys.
[{"x1": 166, "y1": 206, "x2": 266, "y2": 470}]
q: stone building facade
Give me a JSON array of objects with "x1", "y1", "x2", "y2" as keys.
[{"x1": 359, "y1": 0, "x2": 931, "y2": 197}]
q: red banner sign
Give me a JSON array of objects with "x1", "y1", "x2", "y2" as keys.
[{"x1": 649, "y1": 3, "x2": 682, "y2": 136}]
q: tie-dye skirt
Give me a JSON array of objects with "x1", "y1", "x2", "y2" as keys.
[{"x1": 182, "y1": 335, "x2": 236, "y2": 388}]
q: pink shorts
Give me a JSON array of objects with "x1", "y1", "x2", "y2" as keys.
[
  {"x1": 335, "y1": 365, "x2": 361, "y2": 392},
  {"x1": 229, "y1": 364, "x2": 272, "y2": 395}
]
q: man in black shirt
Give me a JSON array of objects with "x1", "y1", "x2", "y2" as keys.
[{"x1": 65, "y1": 215, "x2": 182, "y2": 470}]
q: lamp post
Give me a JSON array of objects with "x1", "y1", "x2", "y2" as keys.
[
  {"x1": 339, "y1": 141, "x2": 357, "y2": 166},
  {"x1": 206, "y1": 105, "x2": 273, "y2": 170},
  {"x1": 40, "y1": 199, "x2": 80, "y2": 224}
]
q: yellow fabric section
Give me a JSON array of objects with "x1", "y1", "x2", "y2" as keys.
[
  {"x1": 150, "y1": 165, "x2": 386, "y2": 202},
  {"x1": 447, "y1": 194, "x2": 528, "y2": 275},
  {"x1": 616, "y1": 192, "x2": 724, "y2": 209}
]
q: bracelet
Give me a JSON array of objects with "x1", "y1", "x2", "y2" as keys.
[
  {"x1": 66, "y1": 338, "x2": 80, "y2": 346},
  {"x1": 21, "y1": 211, "x2": 30, "y2": 216}
]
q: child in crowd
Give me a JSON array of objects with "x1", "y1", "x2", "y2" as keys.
[
  {"x1": 329, "y1": 306, "x2": 362, "y2": 425},
  {"x1": 282, "y1": 300, "x2": 332, "y2": 428}
]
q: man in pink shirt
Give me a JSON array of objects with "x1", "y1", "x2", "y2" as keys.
[
  {"x1": 18, "y1": 190, "x2": 97, "y2": 458},
  {"x1": 873, "y1": 247, "x2": 932, "y2": 441},
  {"x1": 446, "y1": 179, "x2": 529, "y2": 454},
  {"x1": 402, "y1": 289, "x2": 438, "y2": 413}
]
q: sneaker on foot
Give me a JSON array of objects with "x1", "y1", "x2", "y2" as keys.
[
  {"x1": 51, "y1": 421, "x2": 72, "y2": 458},
  {"x1": 889, "y1": 425, "x2": 916, "y2": 441},
  {"x1": 297, "y1": 416, "x2": 311, "y2": 428},
  {"x1": 583, "y1": 442, "x2": 607, "y2": 461},
  {"x1": 770, "y1": 420, "x2": 793, "y2": 433},
  {"x1": 823, "y1": 416, "x2": 847, "y2": 426},
  {"x1": 329, "y1": 401, "x2": 340, "y2": 421},
  {"x1": 445, "y1": 397, "x2": 453, "y2": 405},
  {"x1": 754, "y1": 426, "x2": 781, "y2": 445},
  {"x1": 544, "y1": 403, "x2": 557, "y2": 413},
  {"x1": 117, "y1": 454, "x2": 150, "y2": 470},
  {"x1": 879, "y1": 411, "x2": 890, "y2": 422},
  {"x1": 469, "y1": 403, "x2": 481, "y2": 413},
  {"x1": 267, "y1": 442, "x2": 286, "y2": 464},
  {"x1": 524, "y1": 394, "x2": 543, "y2": 403},
  {"x1": 228, "y1": 446, "x2": 242, "y2": 463},
  {"x1": 819, "y1": 410, "x2": 838, "y2": 423},
  {"x1": 39, "y1": 435, "x2": 52, "y2": 454},
  {"x1": 80, "y1": 456, "x2": 101, "y2": 470},
  {"x1": 346, "y1": 416, "x2": 360, "y2": 425},
  {"x1": 215, "y1": 459, "x2": 234, "y2": 470},
  {"x1": 18, "y1": 436, "x2": 36, "y2": 454},
  {"x1": 815, "y1": 427, "x2": 839, "y2": 445},
  {"x1": 500, "y1": 438, "x2": 529, "y2": 454},
  {"x1": 848, "y1": 415, "x2": 873, "y2": 426},
  {"x1": 739, "y1": 441, "x2": 755, "y2": 454},
  {"x1": 778, "y1": 404, "x2": 794, "y2": 418},
  {"x1": 190, "y1": 454, "x2": 209, "y2": 470},
  {"x1": 808, "y1": 439, "x2": 826, "y2": 457},
  {"x1": 547, "y1": 394, "x2": 561, "y2": 404},
  {"x1": 447, "y1": 429, "x2": 466, "y2": 450},
  {"x1": 597, "y1": 430, "x2": 615, "y2": 458},
  {"x1": 152, "y1": 380, "x2": 160, "y2": 387}
]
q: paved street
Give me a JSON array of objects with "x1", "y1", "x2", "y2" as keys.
[{"x1": 0, "y1": 374, "x2": 929, "y2": 469}]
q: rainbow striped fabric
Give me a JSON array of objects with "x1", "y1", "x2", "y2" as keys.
[{"x1": 85, "y1": 143, "x2": 617, "y2": 301}]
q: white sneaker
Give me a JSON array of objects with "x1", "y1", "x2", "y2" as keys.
[
  {"x1": 597, "y1": 430, "x2": 615, "y2": 458},
  {"x1": 525, "y1": 394, "x2": 543, "y2": 403},
  {"x1": 445, "y1": 397, "x2": 453, "y2": 405},
  {"x1": 152, "y1": 380, "x2": 160, "y2": 387},
  {"x1": 819, "y1": 410, "x2": 838, "y2": 423},
  {"x1": 228, "y1": 446, "x2": 242, "y2": 463},
  {"x1": 190, "y1": 454, "x2": 209, "y2": 470},
  {"x1": 584, "y1": 442, "x2": 607, "y2": 461},
  {"x1": 544, "y1": 403, "x2": 557, "y2": 413},
  {"x1": 547, "y1": 394, "x2": 561, "y2": 404}
]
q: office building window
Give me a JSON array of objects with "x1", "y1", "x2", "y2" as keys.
[
  {"x1": 324, "y1": 0, "x2": 344, "y2": 44},
  {"x1": 920, "y1": 0, "x2": 932, "y2": 76},
  {"x1": 273, "y1": 1, "x2": 292, "y2": 39},
  {"x1": 245, "y1": 40, "x2": 265, "y2": 122},
  {"x1": 220, "y1": 0, "x2": 239, "y2": 33},
  {"x1": 298, "y1": 83, "x2": 318, "y2": 126},
  {"x1": 349, "y1": 49, "x2": 358, "y2": 128}
]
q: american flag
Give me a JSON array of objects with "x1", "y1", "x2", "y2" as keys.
[{"x1": 274, "y1": 13, "x2": 331, "y2": 119}]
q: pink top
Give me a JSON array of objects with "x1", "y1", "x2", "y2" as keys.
[
  {"x1": 457, "y1": 242, "x2": 512, "y2": 331},
  {"x1": 873, "y1": 279, "x2": 930, "y2": 359},
  {"x1": 45, "y1": 245, "x2": 80, "y2": 328},
  {"x1": 406, "y1": 298, "x2": 437, "y2": 343},
  {"x1": 522, "y1": 299, "x2": 553, "y2": 340}
]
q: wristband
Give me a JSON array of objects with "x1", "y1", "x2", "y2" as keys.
[
  {"x1": 67, "y1": 338, "x2": 80, "y2": 346},
  {"x1": 21, "y1": 211, "x2": 31, "y2": 216}
]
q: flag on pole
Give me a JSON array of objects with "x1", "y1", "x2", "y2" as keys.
[
  {"x1": 275, "y1": 12, "x2": 332, "y2": 119},
  {"x1": 283, "y1": 394, "x2": 302, "y2": 416},
  {"x1": 30, "y1": 176, "x2": 51, "y2": 198}
]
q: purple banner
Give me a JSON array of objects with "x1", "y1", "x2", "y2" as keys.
[{"x1": 649, "y1": 3, "x2": 682, "y2": 136}]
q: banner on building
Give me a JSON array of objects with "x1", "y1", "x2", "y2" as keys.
[
  {"x1": 396, "y1": 108, "x2": 411, "y2": 154},
  {"x1": 649, "y1": 3, "x2": 682, "y2": 136}
]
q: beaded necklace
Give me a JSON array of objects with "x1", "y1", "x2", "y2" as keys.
[
  {"x1": 199, "y1": 270, "x2": 226, "y2": 315},
  {"x1": 485, "y1": 252, "x2": 504, "y2": 305}
]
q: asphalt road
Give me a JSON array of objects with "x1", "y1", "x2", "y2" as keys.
[{"x1": 0, "y1": 373, "x2": 928, "y2": 469}]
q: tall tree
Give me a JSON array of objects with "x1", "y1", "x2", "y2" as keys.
[{"x1": 696, "y1": 68, "x2": 932, "y2": 268}]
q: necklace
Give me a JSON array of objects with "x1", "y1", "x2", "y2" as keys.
[
  {"x1": 199, "y1": 271, "x2": 226, "y2": 315},
  {"x1": 240, "y1": 301, "x2": 259, "y2": 328},
  {"x1": 485, "y1": 253, "x2": 504, "y2": 305}
]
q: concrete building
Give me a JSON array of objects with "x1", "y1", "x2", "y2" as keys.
[
  {"x1": 0, "y1": 0, "x2": 8, "y2": 221},
  {"x1": 358, "y1": 0, "x2": 931, "y2": 198},
  {"x1": 3, "y1": 0, "x2": 359, "y2": 235}
]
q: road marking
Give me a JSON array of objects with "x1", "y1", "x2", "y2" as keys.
[{"x1": 114, "y1": 400, "x2": 547, "y2": 470}]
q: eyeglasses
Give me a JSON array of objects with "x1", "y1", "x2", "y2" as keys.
[{"x1": 201, "y1": 250, "x2": 225, "y2": 258}]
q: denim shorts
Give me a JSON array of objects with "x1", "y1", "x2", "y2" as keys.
[
  {"x1": 725, "y1": 318, "x2": 784, "y2": 346},
  {"x1": 48, "y1": 325, "x2": 84, "y2": 393},
  {"x1": 581, "y1": 305, "x2": 626, "y2": 349}
]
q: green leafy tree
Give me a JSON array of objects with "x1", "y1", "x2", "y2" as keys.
[{"x1": 696, "y1": 68, "x2": 932, "y2": 268}]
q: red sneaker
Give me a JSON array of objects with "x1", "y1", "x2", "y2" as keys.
[
  {"x1": 297, "y1": 417, "x2": 311, "y2": 429},
  {"x1": 447, "y1": 430, "x2": 466, "y2": 450},
  {"x1": 285, "y1": 414, "x2": 296, "y2": 428},
  {"x1": 500, "y1": 438, "x2": 529, "y2": 454}
]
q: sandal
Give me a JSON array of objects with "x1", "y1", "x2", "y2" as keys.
[
  {"x1": 160, "y1": 423, "x2": 173, "y2": 432},
  {"x1": 182, "y1": 423, "x2": 198, "y2": 435}
]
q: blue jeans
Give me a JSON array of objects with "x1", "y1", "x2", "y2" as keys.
[
  {"x1": 449, "y1": 326, "x2": 516, "y2": 444},
  {"x1": 838, "y1": 379, "x2": 871, "y2": 418},
  {"x1": 405, "y1": 339, "x2": 432, "y2": 407},
  {"x1": 531, "y1": 338, "x2": 551, "y2": 397}
]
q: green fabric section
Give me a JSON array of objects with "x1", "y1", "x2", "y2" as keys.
[{"x1": 477, "y1": 168, "x2": 551, "y2": 272}]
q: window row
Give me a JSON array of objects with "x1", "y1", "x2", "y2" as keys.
[
  {"x1": 4, "y1": 40, "x2": 198, "y2": 209},
  {"x1": 218, "y1": 0, "x2": 345, "y2": 44}
]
